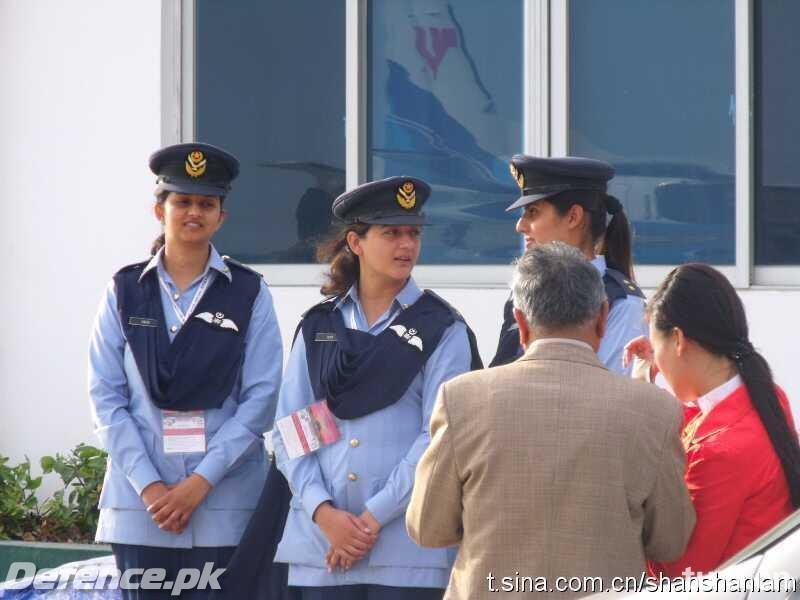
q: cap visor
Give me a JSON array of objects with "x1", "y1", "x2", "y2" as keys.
[
  {"x1": 505, "y1": 192, "x2": 557, "y2": 212},
  {"x1": 157, "y1": 181, "x2": 229, "y2": 197},
  {"x1": 359, "y1": 214, "x2": 427, "y2": 226}
]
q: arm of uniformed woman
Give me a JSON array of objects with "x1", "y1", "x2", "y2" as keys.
[
  {"x1": 641, "y1": 395, "x2": 696, "y2": 562},
  {"x1": 406, "y1": 384, "x2": 464, "y2": 548},
  {"x1": 363, "y1": 321, "x2": 472, "y2": 527},
  {"x1": 192, "y1": 281, "x2": 283, "y2": 488},
  {"x1": 89, "y1": 280, "x2": 164, "y2": 502},
  {"x1": 406, "y1": 380, "x2": 463, "y2": 547}
]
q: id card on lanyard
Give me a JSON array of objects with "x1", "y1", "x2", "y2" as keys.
[
  {"x1": 158, "y1": 272, "x2": 213, "y2": 454},
  {"x1": 162, "y1": 410, "x2": 206, "y2": 454}
]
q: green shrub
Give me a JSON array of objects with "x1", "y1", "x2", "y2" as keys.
[{"x1": 0, "y1": 444, "x2": 107, "y2": 543}]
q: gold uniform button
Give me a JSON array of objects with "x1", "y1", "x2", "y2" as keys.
[
  {"x1": 348, "y1": 472, "x2": 358, "y2": 482},
  {"x1": 170, "y1": 325, "x2": 178, "y2": 333},
  {"x1": 350, "y1": 439, "x2": 360, "y2": 448}
]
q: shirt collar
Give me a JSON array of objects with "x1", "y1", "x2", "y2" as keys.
[
  {"x1": 335, "y1": 277, "x2": 423, "y2": 312},
  {"x1": 697, "y1": 374, "x2": 744, "y2": 415},
  {"x1": 138, "y1": 244, "x2": 232, "y2": 283},
  {"x1": 590, "y1": 254, "x2": 607, "y2": 275},
  {"x1": 530, "y1": 338, "x2": 594, "y2": 352}
]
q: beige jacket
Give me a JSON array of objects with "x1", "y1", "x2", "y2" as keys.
[{"x1": 407, "y1": 340, "x2": 695, "y2": 599}]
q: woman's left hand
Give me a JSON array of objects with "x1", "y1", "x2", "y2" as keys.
[
  {"x1": 325, "y1": 547, "x2": 354, "y2": 572},
  {"x1": 148, "y1": 473, "x2": 212, "y2": 533},
  {"x1": 359, "y1": 510, "x2": 381, "y2": 535},
  {"x1": 324, "y1": 511, "x2": 382, "y2": 572}
]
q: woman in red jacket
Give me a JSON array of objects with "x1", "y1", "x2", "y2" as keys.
[{"x1": 637, "y1": 263, "x2": 800, "y2": 576}]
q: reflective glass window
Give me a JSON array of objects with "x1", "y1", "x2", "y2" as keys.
[
  {"x1": 196, "y1": 0, "x2": 345, "y2": 263},
  {"x1": 368, "y1": 0, "x2": 524, "y2": 264},
  {"x1": 570, "y1": 0, "x2": 735, "y2": 265},
  {"x1": 754, "y1": 0, "x2": 800, "y2": 265}
]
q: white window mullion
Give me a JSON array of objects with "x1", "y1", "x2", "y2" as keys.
[
  {"x1": 346, "y1": 0, "x2": 367, "y2": 190},
  {"x1": 735, "y1": 0, "x2": 754, "y2": 288},
  {"x1": 549, "y1": 0, "x2": 568, "y2": 156},
  {"x1": 524, "y1": 0, "x2": 549, "y2": 157}
]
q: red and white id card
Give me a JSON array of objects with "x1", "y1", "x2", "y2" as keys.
[
  {"x1": 162, "y1": 410, "x2": 206, "y2": 454},
  {"x1": 276, "y1": 400, "x2": 341, "y2": 460}
]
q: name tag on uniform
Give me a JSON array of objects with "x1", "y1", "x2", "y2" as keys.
[
  {"x1": 129, "y1": 317, "x2": 159, "y2": 328},
  {"x1": 162, "y1": 410, "x2": 206, "y2": 454},
  {"x1": 315, "y1": 332, "x2": 337, "y2": 342},
  {"x1": 276, "y1": 400, "x2": 340, "y2": 460}
]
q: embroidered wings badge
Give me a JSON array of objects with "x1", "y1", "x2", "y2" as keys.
[
  {"x1": 389, "y1": 324, "x2": 423, "y2": 351},
  {"x1": 195, "y1": 311, "x2": 239, "y2": 332}
]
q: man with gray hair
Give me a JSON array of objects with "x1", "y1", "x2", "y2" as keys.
[{"x1": 407, "y1": 243, "x2": 695, "y2": 600}]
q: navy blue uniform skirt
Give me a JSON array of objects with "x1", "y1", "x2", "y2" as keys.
[
  {"x1": 111, "y1": 544, "x2": 235, "y2": 599},
  {"x1": 293, "y1": 584, "x2": 444, "y2": 600}
]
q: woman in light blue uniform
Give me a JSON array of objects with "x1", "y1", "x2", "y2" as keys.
[
  {"x1": 490, "y1": 155, "x2": 647, "y2": 373},
  {"x1": 273, "y1": 177, "x2": 481, "y2": 600},
  {"x1": 88, "y1": 143, "x2": 282, "y2": 599}
]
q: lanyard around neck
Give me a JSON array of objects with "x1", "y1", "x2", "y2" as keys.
[{"x1": 159, "y1": 271, "x2": 213, "y2": 325}]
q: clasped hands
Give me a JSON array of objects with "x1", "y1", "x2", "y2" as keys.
[
  {"x1": 313, "y1": 502, "x2": 381, "y2": 572},
  {"x1": 140, "y1": 473, "x2": 212, "y2": 534}
]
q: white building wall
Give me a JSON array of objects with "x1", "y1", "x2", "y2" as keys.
[
  {"x1": 0, "y1": 1, "x2": 163, "y2": 486},
  {"x1": 1, "y1": 2, "x2": 799, "y2": 499}
]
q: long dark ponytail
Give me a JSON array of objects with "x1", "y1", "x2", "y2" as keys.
[
  {"x1": 549, "y1": 190, "x2": 634, "y2": 280},
  {"x1": 648, "y1": 263, "x2": 800, "y2": 507},
  {"x1": 316, "y1": 223, "x2": 371, "y2": 297}
]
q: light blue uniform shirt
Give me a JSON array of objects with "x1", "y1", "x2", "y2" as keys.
[
  {"x1": 88, "y1": 245, "x2": 282, "y2": 548},
  {"x1": 592, "y1": 255, "x2": 648, "y2": 376},
  {"x1": 274, "y1": 278, "x2": 472, "y2": 589}
]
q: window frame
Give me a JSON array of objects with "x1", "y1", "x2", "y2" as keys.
[{"x1": 163, "y1": 0, "x2": 792, "y2": 289}]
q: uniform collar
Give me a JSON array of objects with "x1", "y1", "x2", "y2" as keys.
[
  {"x1": 335, "y1": 277, "x2": 423, "y2": 312},
  {"x1": 590, "y1": 254, "x2": 607, "y2": 275},
  {"x1": 139, "y1": 244, "x2": 232, "y2": 283},
  {"x1": 697, "y1": 375, "x2": 744, "y2": 415}
]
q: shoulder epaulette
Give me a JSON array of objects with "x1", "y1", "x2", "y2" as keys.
[
  {"x1": 301, "y1": 295, "x2": 339, "y2": 320},
  {"x1": 221, "y1": 255, "x2": 263, "y2": 278},
  {"x1": 423, "y1": 289, "x2": 465, "y2": 322},
  {"x1": 603, "y1": 268, "x2": 645, "y2": 301},
  {"x1": 114, "y1": 259, "x2": 149, "y2": 276}
]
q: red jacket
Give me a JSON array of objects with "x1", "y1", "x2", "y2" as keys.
[{"x1": 651, "y1": 384, "x2": 795, "y2": 577}]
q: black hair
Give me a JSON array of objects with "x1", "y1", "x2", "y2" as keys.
[
  {"x1": 648, "y1": 263, "x2": 800, "y2": 508},
  {"x1": 150, "y1": 191, "x2": 225, "y2": 256},
  {"x1": 316, "y1": 222, "x2": 372, "y2": 297},
  {"x1": 547, "y1": 190, "x2": 634, "y2": 280}
]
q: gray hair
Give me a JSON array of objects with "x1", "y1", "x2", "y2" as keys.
[{"x1": 511, "y1": 242, "x2": 606, "y2": 332}]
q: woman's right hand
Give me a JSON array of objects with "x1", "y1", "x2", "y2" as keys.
[
  {"x1": 141, "y1": 481, "x2": 170, "y2": 508},
  {"x1": 313, "y1": 502, "x2": 378, "y2": 563},
  {"x1": 623, "y1": 335, "x2": 655, "y2": 369}
]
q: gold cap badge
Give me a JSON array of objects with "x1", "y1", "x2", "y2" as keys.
[
  {"x1": 185, "y1": 151, "x2": 207, "y2": 178},
  {"x1": 509, "y1": 163, "x2": 524, "y2": 189},
  {"x1": 396, "y1": 181, "x2": 416, "y2": 209}
]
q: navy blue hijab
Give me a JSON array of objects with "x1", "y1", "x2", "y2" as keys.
[{"x1": 114, "y1": 257, "x2": 261, "y2": 410}]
